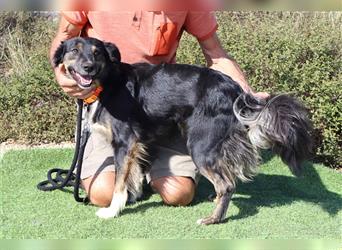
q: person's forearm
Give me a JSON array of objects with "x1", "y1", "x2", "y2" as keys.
[
  {"x1": 208, "y1": 57, "x2": 252, "y2": 93},
  {"x1": 49, "y1": 16, "x2": 82, "y2": 66},
  {"x1": 50, "y1": 15, "x2": 94, "y2": 99},
  {"x1": 199, "y1": 33, "x2": 252, "y2": 93}
]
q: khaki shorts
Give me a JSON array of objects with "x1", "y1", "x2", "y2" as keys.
[{"x1": 81, "y1": 129, "x2": 199, "y2": 183}]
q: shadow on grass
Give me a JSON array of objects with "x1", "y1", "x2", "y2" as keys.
[
  {"x1": 122, "y1": 201, "x2": 164, "y2": 216},
  {"x1": 52, "y1": 150, "x2": 341, "y2": 220},
  {"x1": 193, "y1": 159, "x2": 342, "y2": 221}
]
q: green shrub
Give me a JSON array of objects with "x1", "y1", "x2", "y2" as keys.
[
  {"x1": 177, "y1": 12, "x2": 342, "y2": 168},
  {"x1": 0, "y1": 12, "x2": 76, "y2": 143},
  {"x1": 0, "y1": 12, "x2": 341, "y2": 168},
  {"x1": 0, "y1": 53, "x2": 76, "y2": 143}
]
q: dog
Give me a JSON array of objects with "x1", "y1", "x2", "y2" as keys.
[{"x1": 53, "y1": 37, "x2": 313, "y2": 225}]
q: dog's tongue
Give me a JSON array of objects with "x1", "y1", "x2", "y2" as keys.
[{"x1": 74, "y1": 72, "x2": 92, "y2": 87}]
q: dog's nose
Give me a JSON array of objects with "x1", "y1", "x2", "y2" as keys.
[{"x1": 82, "y1": 63, "x2": 94, "y2": 73}]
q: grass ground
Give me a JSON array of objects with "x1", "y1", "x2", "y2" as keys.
[{"x1": 0, "y1": 148, "x2": 341, "y2": 239}]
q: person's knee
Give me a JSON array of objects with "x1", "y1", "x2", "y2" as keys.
[
  {"x1": 151, "y1": 176, "x2": 195, "y2": 206},
  {"x1": 82, "y1": 172, "x2": 115, "y2": 207}
]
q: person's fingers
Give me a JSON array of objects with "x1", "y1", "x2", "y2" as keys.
[
  {"x1": 250, "y1": 90, "x2": 270, "y2": 99},
  {"x1": 63, "y1": 88, "x2": 92, "y2": 98},
  {"x1": 58, "y1": 63, "x2": 66, "y2": 73},
  {"x1": 55, "y1": 64, "x2": 78, "y2": 88},
  {"x1": 60, "y1": 81, "x2": 95, "y2": 99},
  {"x1": 57, "y1": 74, "x2": 77, "y2": 88},
  {"x1": 74, "y1": 88, "x2": 95, "y2": 99},
  {"x1": 60, "y1": 83, "x2": 81, "y2": 93},
  {"x1": 253, "y1": 91, "x2": 270, "y2": 99},
  {"x1": 67, "y1": 86, "x2": 95, "y2": 99},
  {"x1": 62, "y1": 86, "x2": 80, "y2": 94},
  {"x1": 54, "y1": 64, "x2": 96, "y2": 99},
  {"x1": 60, "y1": 78, "x2": 77, "y2": 88}
]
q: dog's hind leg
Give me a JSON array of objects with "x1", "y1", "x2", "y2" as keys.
[
  {"x1": 195, "y1": 167, "x2": 235, "y2": 225},
  {"x1": 187, "y1": 118, "x2": 237, "y2": 225},
  {"x1": 187, "y1": 101, "x2": 259, "y2": 225}
]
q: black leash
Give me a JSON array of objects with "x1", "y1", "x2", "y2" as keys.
[{"x1": 37, "y1": 99, "x2": 89, "y2": 203}]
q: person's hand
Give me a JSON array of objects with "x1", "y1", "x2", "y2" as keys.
[
  {"x1": 250, "y1": 90, "x2": 270, "y2": 99},
  {"x1": 54, "y1": 64, "x2": 95, "y2": 99}
]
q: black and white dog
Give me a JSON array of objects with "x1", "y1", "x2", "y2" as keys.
[{"x1": 53, "y1": 37, "x2": 313, "y2": 225}]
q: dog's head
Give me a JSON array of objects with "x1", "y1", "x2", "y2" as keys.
[{"x1": 53, "y1": 37, "x2": 121, "y2": 89}]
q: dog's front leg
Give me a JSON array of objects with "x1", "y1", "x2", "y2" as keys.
[
  {"x1": 96, "y1": 126, "x2": 139, "y2": 219},
  {"x1": 95, "y1": 144, "x2": 130, "y2": 219},
  {"x1": 95, "y1": 165, "x2": 129, "y2": 219},
  {"x1": 96, "y1": 188, "x2": 128, "y2": 219}
]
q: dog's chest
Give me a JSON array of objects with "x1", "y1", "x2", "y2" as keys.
[{"x1": 84, "y1": 101, "x2": 113, "y2": 143}]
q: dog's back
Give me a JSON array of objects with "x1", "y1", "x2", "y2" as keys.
[
  {"x1": 116, "y1": 62, "x2": 313, "y2": 179},
  {"x1": 131, "y1": 63, "x2": 243, "y2": 121}
]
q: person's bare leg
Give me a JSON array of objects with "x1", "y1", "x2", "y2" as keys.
[
  {"x1": 150, "y1": 176, "x2": 195, "y2": 206},
  {"x1": 81, "y1": 172, "x2": 115, "y2": 207},
  {"x1": 82, "y1": 172, "x2": 195, "y2": 207}
]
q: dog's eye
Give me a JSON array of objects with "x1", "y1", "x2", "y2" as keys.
[
  {"x1": 93, "y1": 50, "x2": 100, "y2": 56},
  {"x1": 71, "y1": 48, "x2": 79, "y2": 54}
]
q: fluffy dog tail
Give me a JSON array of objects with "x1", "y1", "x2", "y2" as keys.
[{"x1": 233, "y1": 93, "x2": 313, "y2": 176}]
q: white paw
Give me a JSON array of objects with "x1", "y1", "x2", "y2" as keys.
[
  {"x1": 196, "y1": 218, "x2": 204, "y2": 225},
  {"x1": 96, "y1": 207, "x2": 119, "y2": 219}
]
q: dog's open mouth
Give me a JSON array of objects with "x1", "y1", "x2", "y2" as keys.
[{"x1": 69, "y1": 69, "x2": 93, "y2": 89}]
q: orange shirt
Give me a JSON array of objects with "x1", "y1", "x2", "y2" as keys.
[{"x1": 62, "y1": 11, "x2": 218, "y2": 64}]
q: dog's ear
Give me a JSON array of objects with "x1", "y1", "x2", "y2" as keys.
[
  {"x1": 104, "y1": 42, "x2": 121, "y2": 64},
  {"x1": 53, "y1": 41, "x2": 65, "y2": 67}
]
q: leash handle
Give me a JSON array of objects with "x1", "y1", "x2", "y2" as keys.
[{"x1": 37, "y1": 99, "x2": 89, "y2": 203}]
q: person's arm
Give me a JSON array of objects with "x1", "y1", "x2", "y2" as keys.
[
  {"x1": 199, "y1": 33, "x2": 269, "y2": 99},
  {"x1": 50, "y1": 15, "x2": 95, "y2": 99}
]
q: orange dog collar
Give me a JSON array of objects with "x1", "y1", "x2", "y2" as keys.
[{"x1": 83, "y1": 86, "x2": 103, "y2": 104}]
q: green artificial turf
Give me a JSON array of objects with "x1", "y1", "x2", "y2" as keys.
[{"x1": 1, "y1": 148, "x2": 341, "y2": 239}]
